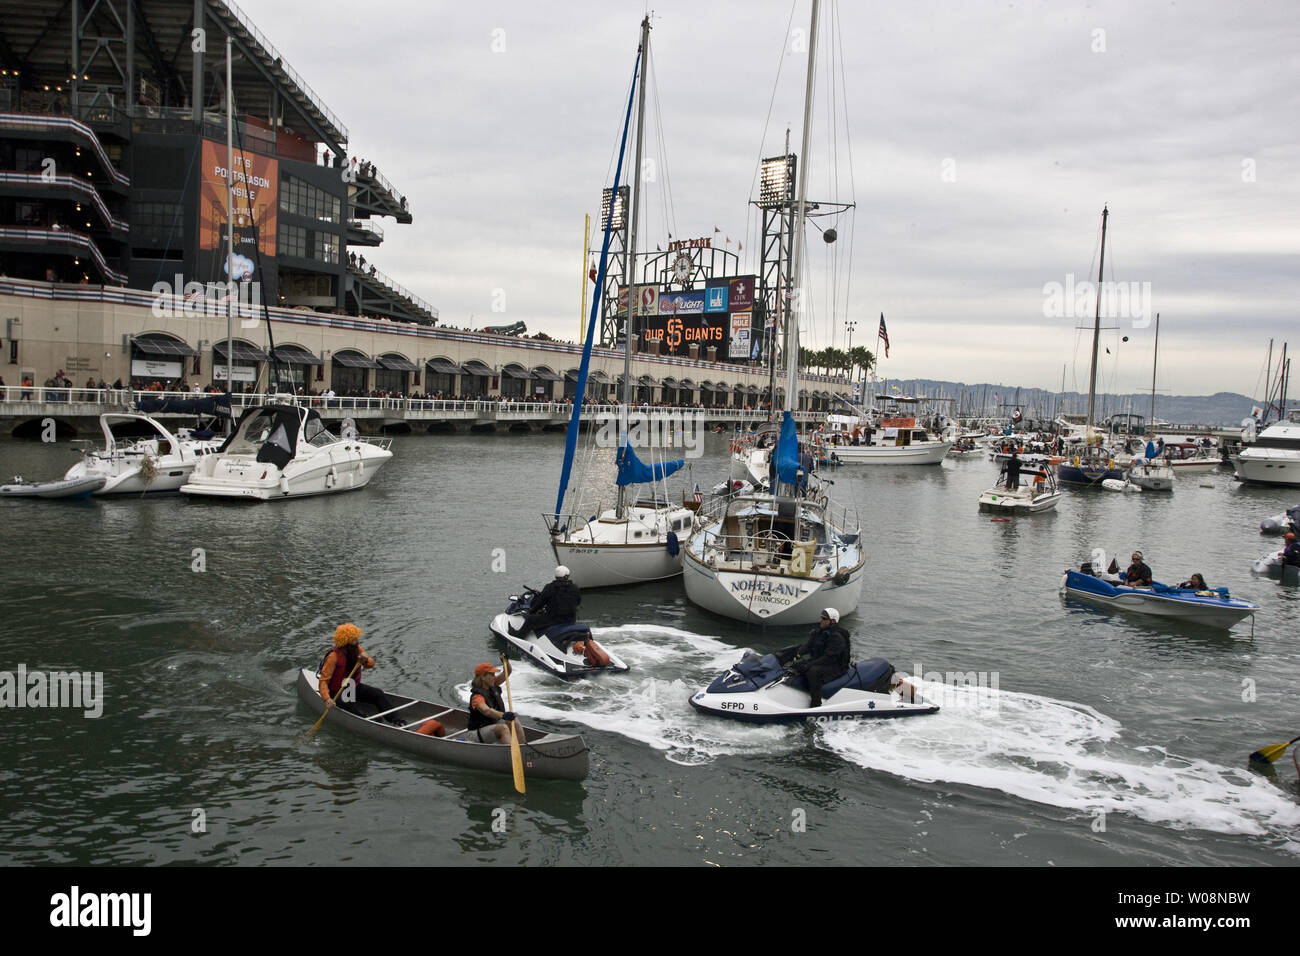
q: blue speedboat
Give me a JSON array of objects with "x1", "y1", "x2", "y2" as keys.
[{"x1": 1060, "y1": 569, "x2": 1259, "y2": 629}]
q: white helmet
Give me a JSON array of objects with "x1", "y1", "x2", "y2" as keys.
[
  {"x1": 555, "y1": 565, "x2": 571, "y2": 579},
  {"x1": 821, "y1": 607, "x2": 840, "y2": 623}
]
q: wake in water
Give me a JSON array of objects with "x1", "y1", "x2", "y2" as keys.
[
  {"x1": 816, "y1": 675, "x2": 1300, "y2": 843},
  {"x1": 459, "y1": 625, "x2": 797, "y2": 766}
]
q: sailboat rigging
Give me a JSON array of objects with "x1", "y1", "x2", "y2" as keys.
[{"x1": 548, "y1": 17, "x2": 696, "y2": 589}]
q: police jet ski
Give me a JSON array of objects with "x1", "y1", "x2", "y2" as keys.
[
  {"x1": 489, "y1": 589, "x2": 629, "y2": 679},
  {"x1": 690, "y1": 652, "x2": 938, "y2": 724}
]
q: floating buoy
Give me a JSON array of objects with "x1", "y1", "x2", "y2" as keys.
[{"x1": 991, "y1": 517, "x2": 1010, "y2": 522}]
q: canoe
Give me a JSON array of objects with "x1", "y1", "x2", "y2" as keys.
[
  {"x1": 0, "y1": 476, "x2": 106, "y2": 499},
  {"x1": 295, "y1": 668, "x2": 589, "y2": 780},
  {"x1": 1059, "y1": 570, "x2": 1258, "y2": 629}
]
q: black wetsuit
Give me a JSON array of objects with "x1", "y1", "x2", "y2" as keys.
[
  {"x1": 779, "y1": 624, "x2": 851, "y2": 707},
  {"x1": 522, "y1": 579, "x2": 581, "y2": 634}
]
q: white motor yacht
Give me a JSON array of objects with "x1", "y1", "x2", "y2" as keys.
[
  {"x1": 63, "y1": 413, "x2": 223, "y2": 495},
  {"x1": 180, "y1": 404, "x2": 392, "y2": 500},
  {"x1": 1233, "y1": 422, "x2": 1300, "y2": 488}
]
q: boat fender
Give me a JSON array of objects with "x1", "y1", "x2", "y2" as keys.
[
  {"x1": 832, "y1": 568, "x2": 851, "y2": 586},
  {"x1": 583, "y1": 639, "x2": 611, "y2": 668},
  {"x1": 1072, "y1": 456, "x2": 1079, "y2": 467},
  {"x1": 666, "y1": 531, "x2": 680, "y2": 556}
]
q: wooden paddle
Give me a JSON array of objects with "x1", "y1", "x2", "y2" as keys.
[
  {"x1": 1249, "y1": 733, "x2": 1300, "y2": 765},
  {"x1": 501, "y1": 654, "x2": 525, "y2": 794},
  {"x1": 306, "y1": 660, "x2": 363, "y2": 738}
]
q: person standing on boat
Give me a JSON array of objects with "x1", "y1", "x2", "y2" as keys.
[
  {"x1": 510, "y1": 566, "x2": 581, "y2": 636},
  {"x1": 777, "y1": 608, "x2": 851, "y2": 709},
  {"x1": 319, "y1": 623, "x2": 401, "y2": 724},
  {"x1": 1005, "y1": 450, "x2": 1022, "y2": 490},
  {"x1": 1122, "y1": 551, "x2": 1153, "y2": 587},
  {"x1": 467, "y1": 662, "x2": 518, "y2": 744}
]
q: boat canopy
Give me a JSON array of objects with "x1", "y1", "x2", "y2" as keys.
[{"x1": 616, "y1": 443, "x2": 684, "y2": 487}]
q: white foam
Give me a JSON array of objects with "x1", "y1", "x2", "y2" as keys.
[
  {"x1": 486, "y1": 625, "x2": 799, "y2": 765},
  {"x1": 817, "y1": 675, "x2": 1300, "y2": 840}
]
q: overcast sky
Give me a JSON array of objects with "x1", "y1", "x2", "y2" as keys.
[{"x1": 241, "y1": 0, "x2": 1299, "y2": 397}]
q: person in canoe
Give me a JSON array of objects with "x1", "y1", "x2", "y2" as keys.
[
  {"x1": 467, "y1": 661, "x2": 520, "y2": 744},
  {"x1": 1121, "y1": 551, "x2": 1153, "y2": 587},
  {"x1": 319, "y1": 623, "x2": 403, "y2": 725},
  {"x1": 509, "y1": 565, "x2": 581, "y2": 637},
  {"x1": 775, "y1": 607, "x2": 851, "y2": 708}
]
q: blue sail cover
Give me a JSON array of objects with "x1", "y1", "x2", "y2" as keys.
[
  {"x1": 775, "y1": 411, "x2": 800, "y2": 485},
  {"x1": 552, "y1": 54, "x2": 641, "y2": 524},
  {"x1": 616, "y1": 444, "x2": 684, "y2": 487}
]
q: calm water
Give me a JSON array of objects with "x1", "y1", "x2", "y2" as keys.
[{"x1": 1, "y1": 427, "x2": 1298, "y2": 867}]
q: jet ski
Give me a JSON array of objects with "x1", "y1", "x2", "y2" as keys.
[
  {"x1": 489, "y1": 590, "x2": 628, "y2": 678},
  {"x1": 690, "y1": 652, "x2": 938, "y2": 723}
]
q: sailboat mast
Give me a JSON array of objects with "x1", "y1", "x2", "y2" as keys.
[
  {"x1": 785, "y1": 0, "x2": 820, "y2": 409},
  {"x1": 1148, "y1": 312, "x2": 1159, "y2": 431},
  {"x1": 616, "y1": 15, "x2": 651, "y2": 519},
  {"x1": 1085, "y1": 205, "x2": 1108, "y2": 430},
  {"x1": 225, "y1": 37, "x2": 235, "y2": 417}
]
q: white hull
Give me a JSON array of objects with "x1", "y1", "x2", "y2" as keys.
[
  {"x1": 1167, "y1": 459, "x2": 1219, "y2": 476},
  {"x1": 1060, "y1": 580, "x2": 1257, "y2": 628},
  {"x1": 550, "y1": 505, "x2": 694, "y2": 588},
  {"x1": 181, "y1": 449, "x2": 389, "y2": 499},
  {"x1": 682, "y1": 551, "x2": 863, "y2": 625},
  {"x1": 180, "y1": 405, "x2": 392, "y2": 501},
  {"x1": 62, "y1": 413, "x2": 222, "y2": 495},
  {"x1": 831, "y1": 441, "x2": 951, "y2": 465},
  {"x1": 977, "y1": 487, "x2": 1060, "y2": 513},
  {"x1": 1233, "y1": 454, "x2": 1300, "y2": 488}
]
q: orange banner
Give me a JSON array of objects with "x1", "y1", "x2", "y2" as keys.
[{"x1": 199, "y1": 140, "x2": 278, "y2": 266}]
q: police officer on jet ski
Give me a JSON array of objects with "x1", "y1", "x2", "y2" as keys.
[
  {"x1": 510, "y1": 565, "x2": 581, "y2": 637},
  {"x1": 776, "y1": 608, "x2": 851, "y2": 708}
]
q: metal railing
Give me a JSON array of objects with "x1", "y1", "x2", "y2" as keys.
[
  {"x1": 0, "y1": 389, "x2": 835, "y2": 423},
  {"x1": 214, "y1": 0, "x2": 349, "y2": 144},
  {"x1": 348, "y1": 262, "x2": 437, "y2": 321},
  {"x1": 0, "y1": 227, "x2": 128, "y2": 284},
  {"x1": 0, "y1": 112, "x2": 129, "y2": 185},
  {"x1": 347, "y1": 219, "x2": 384, "y2": 241},
  {"x1": 0, "y1": 171, "x2": 129, "y2": 231}
]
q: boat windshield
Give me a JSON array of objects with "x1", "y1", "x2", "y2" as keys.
[{"x1": 225, "y1": 408, "x2": 299, "y2": 457}]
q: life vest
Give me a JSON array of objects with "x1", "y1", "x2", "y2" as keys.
[
  {"x1": 320, "y1": 647, "x2": 362, "y2": 697},
  {"x1": 582, "y1": 639, "x2": 611, "y2": 668},
  {"x1": 467, "y1": 682, "x2": 505, "y2": 731}
]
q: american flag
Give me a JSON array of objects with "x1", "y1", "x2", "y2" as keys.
[
  {"x1": 878, "y1": 314, "x2": 890, "y2": 357},
  {"x1": 693, "y1": 484, "x2": 703, "y2": 504}
]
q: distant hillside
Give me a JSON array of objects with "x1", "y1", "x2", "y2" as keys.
[{"x1": 869, "y1": 380, "x2": 1268, "y2": 427}]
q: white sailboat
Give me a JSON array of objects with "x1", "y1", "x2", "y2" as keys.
[
  {"x1": 548, "y1": 18, "x2": 695, "y2": 589},
  {"x1": 682, "y1": 0, "x2": 865, "y2": 625}
]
